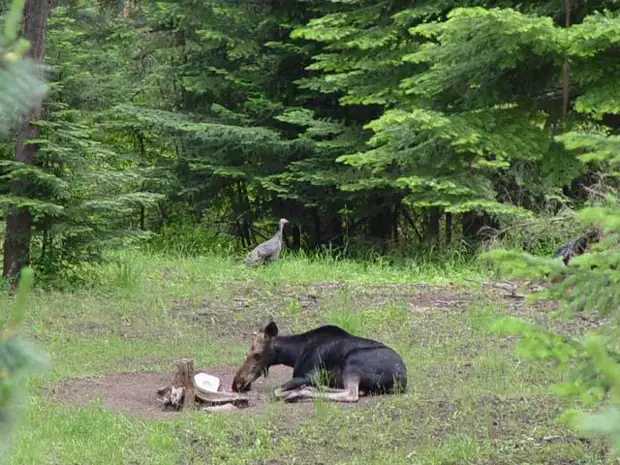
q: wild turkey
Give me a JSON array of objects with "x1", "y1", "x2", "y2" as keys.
[
  {"x1": 553, "y1": 228, "x2": 601, "y2": 265},
  {"x1": 245, "y1": 218, "x2": 289, "y2": 266}
]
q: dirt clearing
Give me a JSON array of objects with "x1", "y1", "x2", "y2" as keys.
[
  {"x1": 52, "y1": 364, "x2": 352, "y2": 420},
  {"x1": 51, "y1": 282, "x2": 579, "y2": 422}
]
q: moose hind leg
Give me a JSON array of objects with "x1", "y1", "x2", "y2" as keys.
[{"x1": 284, "y1": 376, "x2": 360, "y2": 403}]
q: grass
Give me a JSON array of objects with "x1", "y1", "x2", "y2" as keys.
[{"x1": 5, "y1": 250, "x2": 617, "y2": 464}]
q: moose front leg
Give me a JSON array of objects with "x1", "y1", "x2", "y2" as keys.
[
  {"x1": 273, "y1": 387, "x2": 296, "y2": 398},
  {"x1": 273, "y1": 374, "x2": 346, "y2": 398},
  {"x1": 274, "y1": 386, "x2": 344, "y2": 397},
  {"x1": 272, "y1": 377, "x2": 309, "y2": 398},
  {"x1": 284, "y1": 377, "x2": 360, "y2": 403}
]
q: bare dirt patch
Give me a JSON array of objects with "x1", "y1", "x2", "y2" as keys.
[
  {"x1": 52, "y1": 364, "x2": 330, "y2": 420},
  {"x1": 53, "y1": 361, "x2": 387, "y2": 420}
]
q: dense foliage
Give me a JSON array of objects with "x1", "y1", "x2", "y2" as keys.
[
  {"x1": 4, "y1": 0, "x2": 620, "y2": 275},
  {"x1": 485, "y1": 192, "x2": 620, "y2": 451},
  {"x1": 482, "y1": 13, "x2": 620, "y2": 446}
]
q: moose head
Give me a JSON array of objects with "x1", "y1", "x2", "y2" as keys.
[{"x1": 231, "y1": 317, "x2": 279, "y2": 392}]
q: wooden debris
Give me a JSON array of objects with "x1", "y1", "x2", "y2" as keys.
[
  {"x1": 202, "y1": 404, "x2": 238, "y2": 412},
  {"x1": 157, "y1": 359, "x2": 250, "y2": 411},
  {"x1": 465, "y1": 278, "x2": 526, "y2": 299}
]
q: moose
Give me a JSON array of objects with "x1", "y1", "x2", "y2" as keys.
[{"x1": 231, "y1": 317, "x2": 408, "y2": 403}]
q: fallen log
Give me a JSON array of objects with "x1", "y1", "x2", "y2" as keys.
[{"x1": 157, "y1": 359, "x2": 250, "y2": 411}]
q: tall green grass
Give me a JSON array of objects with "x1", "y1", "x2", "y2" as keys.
[
  {"x1": 89, "y1": 248, "x2": 485, "y2": 296},
  {"x1": 5, "y1": 248, "x2": 614, "y2": 465}
]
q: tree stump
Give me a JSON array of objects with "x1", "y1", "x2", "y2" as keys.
[
  {"x1": 157, "y1": 359, "x2": 250, "y2": 411},
  {"x1": 179, "y1": 359, "x2": 195, "y2": 410}
]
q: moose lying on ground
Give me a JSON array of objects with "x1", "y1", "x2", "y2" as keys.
[{"x1": 231, "y1": 317, "x2": 408, "y2": 403}]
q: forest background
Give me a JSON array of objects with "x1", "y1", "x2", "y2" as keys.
[
  {"x1": 1, "y1": 0, "x2": 620, "y2": 462},
  {"x1": 1, "y1": 0, "x2": 618, "y2": 285}
]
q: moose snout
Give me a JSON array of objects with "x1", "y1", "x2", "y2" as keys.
[
  {"x1": 232, "y1": 375, "x2": 252, "y2": 393},
  {"x1": 232, "y1": 364, "x2": 254, "y2": 392},
  {"x1": 232, "y1": 362, "x2": 264, "y2": 392}
]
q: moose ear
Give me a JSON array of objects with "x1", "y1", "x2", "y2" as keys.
[{"x1": 259, "y1": 317, "x2": 279, "y2": 338}]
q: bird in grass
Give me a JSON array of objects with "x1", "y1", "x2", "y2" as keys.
[{"x1": 245, "y1": 218, "x2": 289, "y2": 266}]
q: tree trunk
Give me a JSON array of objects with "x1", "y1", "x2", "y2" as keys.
[
  {"x1": 367, "y1": 197, "x2": 395, "y2": 253},
  {"x1": 291, "y1": 224, "x2": 301, "y2": 250},
  {"x1": 445, "y1": 213, "x2": 453, "y2": 246},
  {"x1": 424, "y1": 207, "x2": 442, "y2": 246},
  {"x1": 2, "y1": 0, "x2": 50, "y2": 280},
  {"x1": 328, "y1": 213, "x2": 343, "y2": 246},
  {"x1": 39, "y1": 219, "x2": 51, "y2": 263},
  {"x1": 239, "y1": 220, "x2": 251, "y2": 248},
  {"x1": 139, "y1": 204, "x2": 145, "y2": 230},
  {"x1": 562, "y1": 0, "x2": 571, "y2": 121},
  {"x1": 313, "y1": 210, "x2": 321, "y2": 247}
]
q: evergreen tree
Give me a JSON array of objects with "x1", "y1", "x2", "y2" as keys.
[
  {"x1": 483, "y1": 5, "x2": 620, "y2": 452},
  {"x1": 1, "y1": 3, "x2": 164, "y2": 281},
  {"x1": 291, "y1": 2, "x2": 583, "y2": 245},
  {"x1": 0, "y1": 0, "x2": 50, "y2": 455},
  {"x1": 2, "y1": 0, "x2": 49, "y2": 280}
]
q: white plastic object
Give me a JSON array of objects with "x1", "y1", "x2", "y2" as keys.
[{"x1": 194, "y1": 372, "x2": 221, "y2": 393}]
